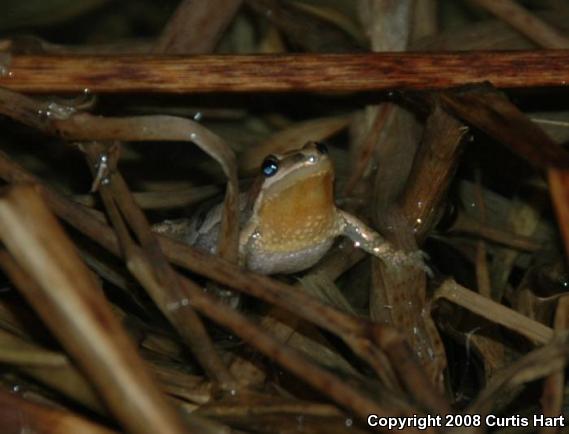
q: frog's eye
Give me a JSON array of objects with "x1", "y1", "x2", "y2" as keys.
[
  {"x1": 315, "y1": 142, "x2": 328, "y2": 155},
  {"x1": 262, "y1": 156, "x2": 279, "y2": 177}
]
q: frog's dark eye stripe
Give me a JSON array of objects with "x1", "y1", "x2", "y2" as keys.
[
  {"x1": 315, "y1": 142, "x2": 328, "y2": 155},
  {"x1": 262, "y1": 156, "x2": 279, "y2": 177}
]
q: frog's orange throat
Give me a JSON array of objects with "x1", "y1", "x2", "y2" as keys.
[{"x1": 255, "y1": 171, "x2": 337, "y2": 251}]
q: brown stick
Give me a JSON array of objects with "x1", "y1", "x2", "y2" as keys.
[
  {"x1": 2, "y1": 51, "x2": 569, "y2": 93},
  {"x1": 539, "y1": 295, "x2": 569, "y2": 434},
  {"x1": 435, "y1": 279, "x2": 554, "y2": 345},
  {"x1": 471, "y1": 0, "x2": 569, "y2": 49},
  {"x1": 0, "y1": 329, "x2": 105, "y2": 414},
  {"x1": 81, "y1": 141, "x2": 235, "y2": 387},
  {"x1": 0, "y1": 186, "x2": 188, "y2": 434},
  {"x1": 155, "y1": 0, "x2": 243, "y2": 54},
  {"x1": 548, "y1": 168, "x2": 569, "y2": 261},
  {"x1": 0, "y1": 388, "x2": 118, "y2": 434},
  {"x1": 399, "y1": 104, "x2": 467, "y2": 241}
]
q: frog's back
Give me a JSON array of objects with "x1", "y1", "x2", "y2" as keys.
[{"x1": 153, "y1": 193, "x2": 250, "y2": 255}]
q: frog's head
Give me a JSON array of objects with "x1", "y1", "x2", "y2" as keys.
[
  {"x1": 259, "y1": 141, "x2": 333, "y2": 199},
  {"x1": 252, "y1": 142, "x2": 336, "y2": 249}
]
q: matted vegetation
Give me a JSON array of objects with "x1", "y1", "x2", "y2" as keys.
[{"x1": 0, "y1": 1, "x2": 568, "y2": 433}]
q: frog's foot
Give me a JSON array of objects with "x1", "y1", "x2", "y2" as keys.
[
  {"x1": 374, "y1": 246, "x2": 432, "y2": 276},
  {"x1": 204, "y1": 284, "x2": 241, "y2": 310},
  {"x1": 152, "y1": 219, "x2": 195, "y2": 244}
]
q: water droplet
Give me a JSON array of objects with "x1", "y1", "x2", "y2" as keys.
[
  {"x1": 166, "y1": 301, "x2": 181, "y2": 311},
  {"x1": 193, "y1": 111, "x2": 203, "y2": 121},
  {"x1": 94, "y1": 153, "x2": 109, "y2": 178},
  {"x1": 45, "y1": 101, "x2": 76, "y2": 120},
  {"x1": 416, "y1": 218, "x2": 422, "y2": 225},
  {"x1": 354, "y1": 241, "x2": 361, "y2": 248}
]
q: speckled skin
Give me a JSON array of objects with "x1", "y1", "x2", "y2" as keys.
[{"x1": 154, "y1": 142, "x2": 426, "y2": 275}]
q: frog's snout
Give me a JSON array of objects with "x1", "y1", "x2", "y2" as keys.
[
  {"x1": 302, "y1": 141, "x2": 329, "y2": 164},
  {"x1": 303, "y1": 141, "x2": 328, "y2": 155}
]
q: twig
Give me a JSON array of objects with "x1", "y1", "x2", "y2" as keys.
[
  {"x1": 2, "y1": 51, "x2": 569, "y2": 93},
  {"x1": 0, "y1": 185, "x2": 188, "y2": 434},
  {"x1": 0, "y1": 328, "x2": 105, "y2": 414},
  {"x1": 81, "y1": 141, "x2": 235, "y2": 387},
  {"x1": 540, "y1": 296, "x2": 569, "y2": 434},
  {"x1": 344, "y1": 104, "x2": 392, "y2": 195},
  {"x1": 73, "y1": 185, "x2": 220, "y2": 209},
  {"x1": 438, "y1": 87, "x2": 569, "y2": 169},
  {"x1": 0, "y1": 388, "x2": 117, "y2": 434},
  {"x1": 435, "y1": 279, "x2": 554, "y2": 344},
  {"x1": 185, "y1": 283, "x2": 416, "y2": 423},
  {"x1": 448, "y1": 211, "x2": 543, "y2": 252},
  {"x1": 548, "y1": 169, "x2": 569, "y2": 260},
  {"x1": 399, "y1": 104, "x2": 467, "y2": 241},
  {"x1": 468, "y1": 334, "x2": 569, "y2": 415},
  {"x1": 0, "y1": 328, "x2": 68, "y2": 367},
  {"x1": 0, "y1": 88, "x2": 240, "y2": 264},
  {"x1": 155, "y1": 0, "x2": 243, "y2": 54},
  {"x1": 471, "y1": 0, "x2": 569, "y2": 49},
  {"x1": 474, "y1": 170, "x2": 492, "y2": 298},
  {"x1": 246, "y1": 0, "x2": 362, "y2": 52},
  {"x1": 434, "y1": 85, "x2": 569, "y2": 260}
]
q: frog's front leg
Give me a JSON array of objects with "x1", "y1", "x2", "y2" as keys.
[{"x1": 336, "y1": 210, "x2": 429, "y2": 274}]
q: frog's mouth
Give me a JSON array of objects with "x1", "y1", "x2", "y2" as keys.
[{"x1": 262, "y1": 160, "x2": 333, "y2": 200}]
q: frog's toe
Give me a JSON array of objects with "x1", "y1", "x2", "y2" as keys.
[
  {"x1": 408, "y1": 250, "x2": 433, "y2": 277},
  {"x1": 386, "y1": 249, "x2": 432, "y2": 277}
]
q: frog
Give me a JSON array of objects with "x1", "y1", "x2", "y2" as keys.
[{"x1": 153, "y1": 141, "x2": 426, "y2": 275}]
